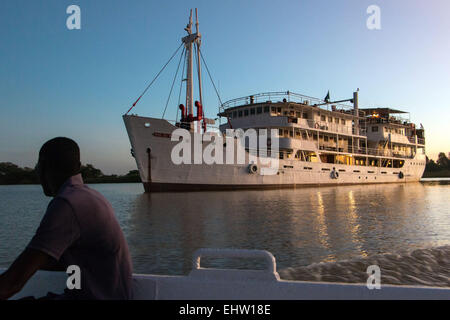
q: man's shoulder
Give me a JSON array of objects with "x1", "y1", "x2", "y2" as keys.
[
  {"x1": 58, "y1": 183, "x2": 101, "y2": 200},
  {"x1": 57, "y1": 184, "x2": 113, "y2": 215}
]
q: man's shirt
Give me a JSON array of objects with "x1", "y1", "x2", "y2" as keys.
[{"x1": 27, "y1": 174, "x2": 133, "y2": 299}]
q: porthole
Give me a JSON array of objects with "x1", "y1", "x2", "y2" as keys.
[{"x1": 144, "y1": 123, "x2": 151, "y2": 128}]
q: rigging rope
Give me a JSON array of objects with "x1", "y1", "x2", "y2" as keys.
[
  {"x1": 126, "y1": 43, "x2": 184, "y2": 115},
  {"x1": 198, "y1": 48, "x2": 223, "y2": 106},
  {"x1": 176, "y1": 50, "x2": 187, "y2": 122},
  {"x1": 162, "y1": 47, "x2": 185, "y2": 118}
]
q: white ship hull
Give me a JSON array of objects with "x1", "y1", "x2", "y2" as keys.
[{"x1": 123, "y1": 115, "x2": 426, "y2": 192}]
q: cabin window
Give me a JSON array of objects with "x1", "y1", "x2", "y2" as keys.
[
  {"x1": 244, "y1": 109, "x2": 249, "y2": 116},
  {"x1": 302, "y1": 132, "x2": 307, "y2": 139},
  {"x1": 250, "y1": 108, "x2": 255, "y2": 115},
  {"x1": 372, "y1": 126, "x2": 378, "y2": 132},
  {"x1": 355, "y1": 157, "x2": 366, "y2": 166},
  {"x1": 320, "y1": 154, "x2": 335, "y2": 164},
  {"x1": 335, "y1": 155, "x2": 347, "y2": 164},
  {"x1": 321, "y1": 115, "x2": 326, "y2": 122},
  {"x1": 233, "y1": 111, "x2": 237, "y2": 118},
  {"x1": 279, "y1": 129, "x2": 283, "y2": 137},
  {"x1": 289, "y1": 130, "x2": 293, "y2": 137},
  {"x1": 303, "y1": 112, "x2": 308, "y2": 119},
  {"x1": 279, "y1": 152, "x2": 284, "y2": 159},
  {"x1": 328, "y1": 117, "x2": 332, "y2": 122},
  {"x1": 335, "y1": 118, "x2": 339, "y2": 124},
  {"x1": 257, "y1": 107, "x2": 262, "y2": 114},
  {"x1": 296, "y1": 112, "x2": 301, "y2": 118},
  {"x1": 303, "y1": 151, "x2": 318, "y2": 162},
  {"x1": 393, "y1": 160, "x2": 405, "y2": 168},
  {"x1": 238, "y1": 110, "x2": 243, "y2": 117},
  {"x1": 264, "y1": 106, "x2": 270, "y2": 113},
  {"x1": 324, "y1": 136, "x2": 329, "y2": 142},
  {"x1": 341, "y1": 119, "x2": 346, "y2": 125}
]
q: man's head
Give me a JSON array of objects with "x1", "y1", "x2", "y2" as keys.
[{"x1": 36, "y1": 137, "x2": 81, "y2": 196}]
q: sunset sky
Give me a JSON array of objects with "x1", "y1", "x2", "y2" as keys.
[{"x1": 1, "y1": 0, "x2": 449, "y2": 174}]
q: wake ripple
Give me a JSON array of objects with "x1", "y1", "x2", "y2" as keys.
[{"x1": 279, "y1": 246, "x2": 450, "y2": 287}]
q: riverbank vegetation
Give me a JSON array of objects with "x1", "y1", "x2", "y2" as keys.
[
  {"x1": 423, "y1": 153, "x2": 450, "y2": 178},
  {"x1": 0, "y1": 162, "x2": 140, "y2": 185}
]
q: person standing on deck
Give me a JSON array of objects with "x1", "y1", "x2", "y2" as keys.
[{"x1": 0, "y1": 137, "x2": 133, "y2": 300}]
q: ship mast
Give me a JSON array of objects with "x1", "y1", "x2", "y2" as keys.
[
  {"x1": 195, "y1": 9, "x2": 203, "y2": 109},
  {"x1": 182, "y1": 9, "x2": 203, "y2": 129}
]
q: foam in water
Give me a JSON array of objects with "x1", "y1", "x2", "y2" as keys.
[{"x1": 279, "y1": 246, "x2": 450, "y2": 287}]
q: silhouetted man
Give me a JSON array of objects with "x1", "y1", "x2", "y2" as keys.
[{"x1": 0, "y1": 137, "x2": 133, "y2": 300}]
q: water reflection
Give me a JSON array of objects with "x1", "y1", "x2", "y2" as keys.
[
  {"x1": 124, "y1": 182, "x2": 449, "y2": 275},
  {"x1": 0, "y1": 181, "x2": 448, "y2": 275}
]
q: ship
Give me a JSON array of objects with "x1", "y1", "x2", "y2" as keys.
[{"x1": 123, "y1": 9, "x2": 426, "y2": 192}]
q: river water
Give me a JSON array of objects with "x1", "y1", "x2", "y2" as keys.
[{"x1": 0, "y1": 180, "x2": 449, "y2": 285}]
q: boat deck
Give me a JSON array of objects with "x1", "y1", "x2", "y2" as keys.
[{"x1": 4, "y1": 249, "x2": 449, "y2": 300}]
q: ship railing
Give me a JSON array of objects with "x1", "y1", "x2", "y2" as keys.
[
  {"x1": 248, "y1": 144, "x2": 412, "y2": 159},
  {"x1": 359, "y1": 147, "x2": 412, "y2": 158},
  {"x1": 366, "y1": 117, "x2": 412, "y2": 127},
  {"x1": 406, "y1": 136, "x2": 425, "y2": 145},
  {"x1": 407, "y1": 136, "x2": 416, "y2": 144},
  {"x1": 319, "y1": 145, "x2": 413, "y2": 159},
  {"x1": 166, "y1": 119, "x2": 221, "y2": 132},
  {"x1": 220, "y1": 91, "x2": 355, "y2": 114},
  {"x1": 304, "y1": 120, "x2": 366, "y2": 136}
]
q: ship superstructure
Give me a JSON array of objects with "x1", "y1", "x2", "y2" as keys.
[{"x1": 123, "y1": 10, "x2": 426, "y2": 192}]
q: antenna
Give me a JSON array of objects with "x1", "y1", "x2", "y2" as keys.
[{"x1": 195, "y1": 8, "x2": 199, "y2": 33}]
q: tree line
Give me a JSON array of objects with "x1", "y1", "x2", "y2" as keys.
[
  {"x1": 0, "y1": 162, "x2": 141, "y2": 185},
  {"x1": 424, "y1": 152, "x2": 450, "y2": 177}
]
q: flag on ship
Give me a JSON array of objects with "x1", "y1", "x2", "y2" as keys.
[{"x1": 324, "y1": 91, "x2": 330, "y2": 103}]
